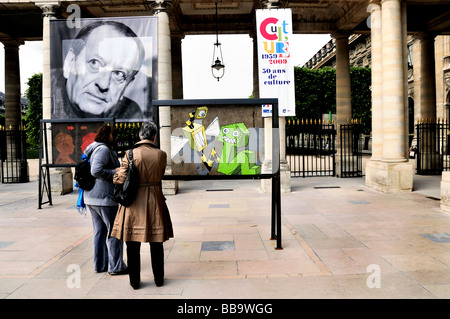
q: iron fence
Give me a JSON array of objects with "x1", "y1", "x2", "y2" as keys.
[
  {"x1": 416, "y1": 121, "x2": 450, "y2": 175},
  {"x1": 0, "y1": 128, "x2": 29, "y2": 183},
  {"x1": 286, "y1": 119, "x2": 336, "y2": 177},
  {"x1": 339, "y1": 123, "x2": 363, "y2": 177}
]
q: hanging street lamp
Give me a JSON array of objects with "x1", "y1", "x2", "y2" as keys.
[{"x1": 211, "y1": 2, "x2": 225, "y2": 81}]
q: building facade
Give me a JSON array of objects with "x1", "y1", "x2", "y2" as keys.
[
  {"x1": 0, "y1": 0, "x2": 449, "y2": 193},
  {"x1": 304, "y1": 33, "x2": 450, "y2": 138}
]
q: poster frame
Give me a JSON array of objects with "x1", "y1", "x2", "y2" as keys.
[
  {"x1": 38, "y1": 98, "x2": 283, "y2": 249},
  {"x1": 38, "y1": 118, "x2": 114, "y2": 209},
  {"x1": 154, "y1": 98, "x2": 282, "y2": 249},
  {"x1": 49, "y1": 16, "x2": 157, "y2": 122}
]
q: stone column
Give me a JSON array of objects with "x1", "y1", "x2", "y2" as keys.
[
  {"x1": 366, "y1": 0, "x2": 413, "y2": 193},
  {"x1": 418, "y1": 33, "x2": 437, "y2": 121},
  {"x1": 38, "y1": 3, "x2": 58, "y2": 124},
  {"x1": 381, "y1": 0, "x2": 407, "y2": 162},
  {"x1": 1, "y1": 38, "x2": 28, "y2": 183},
  {"x1": 151, "y1": 0, "x2": 177, "y2": 194},
  {"x1": 366, "y1": 1, "x2": 384, "y2": 187},
  {"x1": 368, "y1": 1, "x2": 383, "y2": 161},
  {"x1": 37, "y1": 3, "x2": 72, "y2": 193},
  {"x1": 3, "y1": 39, "x2": 23, "y2": 131},
  {"x1": 171, "y1": 33, "x2": 184, "y2": 100},
  {"x1": 38, "y1": 2, "x2": 57, "y2": 161},
  {"x1": 402, "y1": 2, "x2": 409, "y2": 153},
  {"x1": 333, "y1": 31, "x2": 352, "y2": 177},
  {"x1": 417, "y1": 32, "x2": 438, "y2": 172}
]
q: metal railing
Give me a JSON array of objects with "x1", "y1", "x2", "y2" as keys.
[
  {"x1": 0, "y1": 126, "x2": 29, "y2": 183},
  {"x1": 339, "y1": 122, "x2": 363, "y2": 178},
  {"x1": 286, "y1": 119, "x2": 336, "y2": 177},
  {"x1": 416, "y1": 121, "x2": 450, "y2": 175}
]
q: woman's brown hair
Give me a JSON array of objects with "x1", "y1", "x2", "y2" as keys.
[{"x1": 94, "y1": 124, "x2": 115, "y2": 146}]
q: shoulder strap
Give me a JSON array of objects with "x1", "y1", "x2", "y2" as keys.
[
  {"x1": 127, "y1": 142, "x2": 157, "y2": 162},
  {"x1": 82, "y1": 143, "x2": 101, "y2": 161},
  {"x1": 87, "y1": 143, "x2": 105, "y2": 158},
  {"x1": 128, "y1": 148, "x2": 134, "y2": 162}
]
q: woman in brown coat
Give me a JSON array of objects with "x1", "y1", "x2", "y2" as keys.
[{"x1": 111, "y1": 121, "x2": 173, "y2": 289}]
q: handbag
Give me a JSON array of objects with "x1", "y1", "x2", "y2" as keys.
[{"x1": 113, "y1": 148, "x2": 140, "y2": 207}]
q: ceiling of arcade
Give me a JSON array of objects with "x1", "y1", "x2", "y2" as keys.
[{"x1": 0, "y1": 0, "x2": 449, "y2": 41}]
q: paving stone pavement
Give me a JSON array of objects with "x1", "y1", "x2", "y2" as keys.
[{"x1": 0, "y1": 160, "x2": 449, "y2": 301}]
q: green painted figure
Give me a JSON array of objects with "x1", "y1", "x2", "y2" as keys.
[{"x1": 217, "y1": 123, "x2": 261, "y2": 175}]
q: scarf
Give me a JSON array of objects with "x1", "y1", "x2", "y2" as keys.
[{"x1": 75, "y1": 154, "x2": 88, "y2": 216}]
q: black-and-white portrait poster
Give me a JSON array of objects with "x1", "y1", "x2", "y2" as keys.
[{"x1": 50, "y1": 16, "x2": 158, "y2": 122}]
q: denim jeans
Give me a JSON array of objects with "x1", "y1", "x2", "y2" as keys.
[{"x1": 88, "y1": 205, "x2": 127, "y2": 273}]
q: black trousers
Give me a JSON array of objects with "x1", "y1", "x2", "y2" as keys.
[{"x1": 126, "y1": 241, "x2": 164, "y2": 285}]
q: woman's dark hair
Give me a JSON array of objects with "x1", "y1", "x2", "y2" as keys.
[{"x1": 95, "y1": 124, "x2": 115, "y2": 146}]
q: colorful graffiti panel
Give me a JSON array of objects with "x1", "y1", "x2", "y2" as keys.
[{"x1": 170, "y1": 104, "x2": 264, "y2": 176}]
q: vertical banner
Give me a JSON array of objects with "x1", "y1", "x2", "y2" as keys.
[
  {"x1": 256, "y1": 9, "x2": 295, "y2": 117},
  {"x1": 50, "y1": 16, "x2": 157, "y2": 122}
]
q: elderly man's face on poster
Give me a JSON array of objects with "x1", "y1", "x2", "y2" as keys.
[
  {"x1": 49, "y1": 17, "x2": 158, "y2": 165},
  {"x1": 50, "y1": 17, "x2": 157, "y2": 122},
  {"x1": 63, "y1": 25, "x2": 142, "y2": 116}
]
